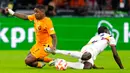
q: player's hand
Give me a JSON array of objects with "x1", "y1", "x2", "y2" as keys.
[
  {"x1": 51, "y1": 46, "x2": 56, "y2": 50},
  {"x1": 4, "y1": 7, "x2": 15, "y2": 15},
  {"x1": 5, "y1": 8, "x2": 9, "y2": 13},
  {"x1": 50, "y1": 46, "x2": 56, "y2": 55},
  {"x1": 120, "y1": 66, "x2": 124, "y2": 69},
  {"x1": 44, "y1": 46, "x2": 56, "y2": 55}
]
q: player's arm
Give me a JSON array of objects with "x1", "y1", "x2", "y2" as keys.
[
  {"x1": 50, "y1": 34, "x2": 57, "y2": 50},
  {"x1": 110, "y1": 45, "x2": 124, "y2": 69},
  {"x1": 13, "y1": 13, "x2": 28, "y2": 20},
  {"x1": 47, "y1": 18, "x2": 57, "y2": 51},
  {"x1": 108, "y1": 35, "x2": 124, "y2": 69},
  {"x1": 6, "y1": 8, "x2": 28, "y2": 20}
]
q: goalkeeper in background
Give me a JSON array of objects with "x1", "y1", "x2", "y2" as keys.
[{"x1": 5, "y1": 5, "x2": 57, "y2": 68}]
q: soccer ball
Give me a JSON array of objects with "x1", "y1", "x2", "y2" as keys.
[{"x1": 55, "y1": 59, "x2": 68, "y2": 70}]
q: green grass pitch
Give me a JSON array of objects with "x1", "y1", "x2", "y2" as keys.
[{"x1": 0, "y1": 50, "x2": 130, "y2": 73}]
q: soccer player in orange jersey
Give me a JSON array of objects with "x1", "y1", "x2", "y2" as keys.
[{"x1": 6, "y1": 5, "x2": 57, "y2": 68}]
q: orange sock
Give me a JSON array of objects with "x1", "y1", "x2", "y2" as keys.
[{"x1": 43, "y1": 57, "x2": 53, "y2": 63}]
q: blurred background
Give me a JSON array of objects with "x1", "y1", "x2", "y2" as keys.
[
  {"x1": 0, "y1": 0, "x2": 130, "y2": 50},
  {"x1": 0, "y1": 0, "x2": 130, "y2": 17}
]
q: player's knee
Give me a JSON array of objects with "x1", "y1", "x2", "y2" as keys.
[
  {"x1": 25, "y1": 58, "x2": 32, "y2": 66},
  {"x1": 25, "y1": 53, "x2": 37, "y2": 67},
  {"x1": 83, "y1": 62, "x2": 92, "y2": 69},
  {"x1": 81, "y1": 52, "x2": 91, "y2": 60}
]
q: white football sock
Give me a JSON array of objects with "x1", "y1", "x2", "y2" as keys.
[
  {"x1": 67, "y1": 62, "x2": 84, "y2": 69},
  {"x1": 55, "y1": 50, "x2": 82, "y2": 58}
]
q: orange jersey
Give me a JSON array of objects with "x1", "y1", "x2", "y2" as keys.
[{"x1": 28, "y1": 14, "x2": 55, "y2": 46}]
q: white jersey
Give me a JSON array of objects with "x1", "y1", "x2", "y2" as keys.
[{"x1": 80, "y1": 33, "x2": 116, "y2": 65}]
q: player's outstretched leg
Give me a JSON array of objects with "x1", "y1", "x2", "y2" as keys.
[
  {"x1": 67, "y1": 62, "x2": 84, "y2": 69},
  {"x1": 67, "y1": 61, "x2": 92, "y2": 69},
  {"x1": 25, "y1": 53, "x2": 45, "y2": 68},
  {"x1": 55, "y1": 50, "x2": 82, "y2": 59}
]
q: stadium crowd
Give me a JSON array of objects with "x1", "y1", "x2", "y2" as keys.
[{"x1": 0, "y1": 0, "x2": 130, "y2": 16}]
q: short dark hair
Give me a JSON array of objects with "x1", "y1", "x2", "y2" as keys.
[
  {"x1": 35, "y1": 5, "x2": 46, "y2": 11},
  {"x1": 98, "y1": 26, "x2": 108, "y2": 34}
]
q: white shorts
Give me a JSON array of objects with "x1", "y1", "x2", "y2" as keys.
[{"x1": 80, "y1": 45, "x2": 98, "y2": 65}]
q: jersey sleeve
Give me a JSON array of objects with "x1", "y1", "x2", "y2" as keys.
[
  {"x1": 46, "y1": 18, "x2": 55, "y2": 35},
  {"x1": 109, "y1": 36, "x2": 116, "y2": 46},
  {"x1": 101, "y1": 33, "x2": 116, "y2": 46},
  {"x1": 28, "y1": 14, "x2": 35, "y2": 21}
]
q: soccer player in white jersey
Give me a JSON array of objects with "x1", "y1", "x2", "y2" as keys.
[{"x1": 55, "y1": 26, "x2": 124, "y2": 69}]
